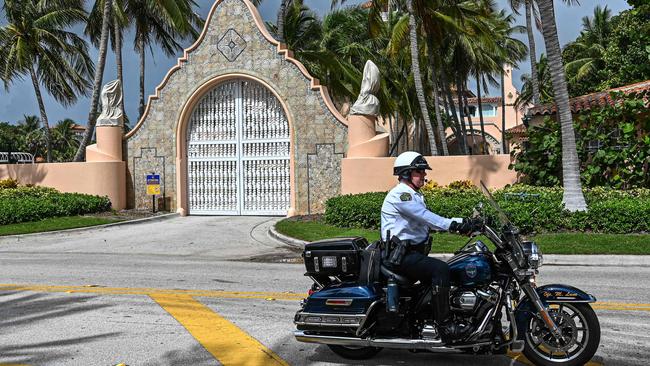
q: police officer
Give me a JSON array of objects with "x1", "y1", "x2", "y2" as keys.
[{"x1": 381, "y1": 151, "x2": 481, "y2": 341}]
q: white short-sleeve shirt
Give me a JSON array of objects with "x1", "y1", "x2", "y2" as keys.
[{"x1": 381, "y1": 182, "x2": 462, "y2": 244}]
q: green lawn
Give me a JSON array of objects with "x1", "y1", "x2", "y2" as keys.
[
  {"x1": 0, "y1": 216, "x2": 121, "y2": 236},
  {"x1": 275, "y1": 219, "x2": 650, "y2": 255}
]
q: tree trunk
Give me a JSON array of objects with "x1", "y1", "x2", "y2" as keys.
[
  {"x1": 138, "y1": 32, "x2": 145, "y2": 120},
  {"x1": 426, "y1": 37, "x2": 449, "y2": 155},
  {"x1": 114, "y1": 15, "x2": 126, "y2": 124},
  {"x1": 462, "y1": 80, "x2": 476, "y2": 155},
  {"x1": 74, "y1": 0, "x2": 112, "y2": 162},
  {"x1": 526, "y1": 0, "x2": 541, "y2": 105},
  {"x1": 277, "y1": 0, "x2": 287, "y2": 43},
  {"x1": 406, "y1": 0, "x2": 438, "y2": 155},
  {"x1": 29, "y1": 67, "x2": 52, "y2": 163},
  {"x1": 388, "y1": 114, "x2": 394, "y2": 150},
  {"x1": 455, "y1": 77, "x2": 469, "y2": 154},
  {"x1": 538, "y1": 0, "x2": 587, "y2": 211},
  {"x1": 441, "y1": 72, "x2": 465, "y2": 154},
  {"x1": 477, "y1": 73, "x2": 487, "y2": 154},
  {"x1": 500, "y1": 68, "x2": 507, "y2": 153}
]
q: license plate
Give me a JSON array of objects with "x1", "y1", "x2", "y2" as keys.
[{"x1": 321, "y1": 256, "x2": 337, "y2": 268}]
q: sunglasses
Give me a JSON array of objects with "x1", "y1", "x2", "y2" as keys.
[{"x1": 414, "y1": 169, "x2": 426, "y2": 174}]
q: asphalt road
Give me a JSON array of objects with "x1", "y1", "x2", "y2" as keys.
[{"x1": 0, "y1": 216, "x2": 648, "y2": 366}]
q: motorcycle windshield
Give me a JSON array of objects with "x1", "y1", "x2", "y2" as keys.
[{"x1": 479, "y1": 181, "x2": 511, "y2": 227}]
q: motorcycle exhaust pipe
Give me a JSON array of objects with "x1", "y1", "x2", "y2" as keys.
[{"x1": 294, "y1": 331, "x2": 466, "y2": 352}]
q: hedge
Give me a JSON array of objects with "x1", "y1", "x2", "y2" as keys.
[
  {"x1": 324, "y1": 184, "x2": 650, "y2": 234},
  {"x1": 0, "y1": 186, "x2": 111, "y2": 225}
]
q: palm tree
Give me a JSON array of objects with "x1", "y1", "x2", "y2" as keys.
[
  {"x1": 515, "y1": 53, "x2": 553, "y2": 109},
  {"x1": 509, "y1": 0, "x2": 541, "y2": 105},
  {"x1": 537, "y1": 0, "x2": 587, "y2": 211},
  {"x1": 52, "y1": 118, "x2": 80, "y2": 161},
  {"x1": 0, "y1": 0, "x2": 94, "y2": 163},
  {"x1": 564, "y1": 6, "x2": 611, "y2": 85},
  {"x1": 17, "y1": 115, "x2": 45, "y2": 158},
  {"x1": 74, "y1": 0, "x2": 113, "y2": 162},
  {"x1": 128, "y1": 0, "x2": 203, "y2": 119},
  {"x1": 405, "y1": 0, "x2": 437, "y2": 155},
  {"x1": 86, "y1": 0, "x2": 128, "y2": 121}
]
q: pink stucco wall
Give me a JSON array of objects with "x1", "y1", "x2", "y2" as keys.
[
  {"x1": 341, "y1": 154, "x2": 517, "y2": 194},
  {"x1": 0, "y1": 162, "x2": 126, "y2": 210}
]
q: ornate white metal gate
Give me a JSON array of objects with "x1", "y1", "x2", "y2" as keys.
[{"x1": 187, "y1": 79, "x2": 290, "y2": 215}]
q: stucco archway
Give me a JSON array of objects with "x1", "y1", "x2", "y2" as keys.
[{"x1": 175, "y1": 73, "x2": 296, "y2": 216}]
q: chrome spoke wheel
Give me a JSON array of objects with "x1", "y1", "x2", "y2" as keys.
[{"x1": 525, "y1": 303, "x2": 590, "y2": 363}]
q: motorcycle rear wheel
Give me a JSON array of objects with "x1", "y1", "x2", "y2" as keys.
[
  {"x1": 327, "y1": 345, "x2": 382, "y2": 360},
  {"x1": 522, "y1": 303, "x2": 600, "y2": 366}
]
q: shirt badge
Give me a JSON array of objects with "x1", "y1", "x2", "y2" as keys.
[{"x1": 400, "y1": 193, "x2": 412, "y2": 201}]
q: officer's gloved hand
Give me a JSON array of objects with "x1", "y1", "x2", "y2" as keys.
[{"x1": 449, "y1": 218, "x2": 483, "y2": 235}]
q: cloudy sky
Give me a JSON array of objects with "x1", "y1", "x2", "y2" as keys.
[{"x1": 0, "y1": 0, "x2": 630, "y2": 126}]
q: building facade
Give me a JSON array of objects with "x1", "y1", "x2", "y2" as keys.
[
  {"x1": 124, "y1": 0, "x2": 348, "y2": 216},
  {"x1": 446, "y1": 64, "x2": 527, "y2": 154}
]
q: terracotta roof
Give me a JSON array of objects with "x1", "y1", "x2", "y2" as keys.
[
  {"x1": 361, "y1": 0, "x2": 373, "y2": 9},
  {"x1": 529, "y1": 79, "x2": 650, "y2": 116},
  {"x1": 451, "y1": 96, "x2": 502, "y2": 104},
  {"x1": 505, "y1": 123, "x2": 527, "y2": 135},
  {"x1": 70, "y1": 123, "x2": 86, "y2": 131},
  {"x1": 465, "y1": 96, "x2": 502, "y2": 105}
]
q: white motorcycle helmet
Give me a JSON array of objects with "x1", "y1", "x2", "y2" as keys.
[{"x1": 393, "y1": 151, "x2": 431, "y2": 180}]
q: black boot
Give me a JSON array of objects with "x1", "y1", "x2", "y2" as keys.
[{"x1": 433, "y1": 285, "x2": 474, "y2": 342}]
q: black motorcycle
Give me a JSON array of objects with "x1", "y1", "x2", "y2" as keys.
[{"x1": 293, "y1": 181, "x2": 600, "y2": 366}]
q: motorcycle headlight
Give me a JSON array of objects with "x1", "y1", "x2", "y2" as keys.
[{"x1": 521, "y1": 241, "x2": 543, "y2": 269}]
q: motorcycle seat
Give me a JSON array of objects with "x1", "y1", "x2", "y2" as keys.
[{"x1": 380, "y1": 265, "x2": 414, "y2": 287}]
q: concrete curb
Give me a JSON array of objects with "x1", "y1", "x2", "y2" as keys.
[
  {"x1": 268, "y1": 224, "x2": 307, "y2": 248},
  {"x1": 268, "y1": 224, "x2": 650, "y2": 267},
  {"x1": 1, "y1": 212, "x2": 180, "y2": 239}
]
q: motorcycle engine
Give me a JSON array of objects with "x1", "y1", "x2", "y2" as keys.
[{"x1": 450, "y1": 290, "x2": 478, "y2": 313}]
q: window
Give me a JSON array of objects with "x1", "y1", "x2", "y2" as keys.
[{"x1": 480, "y1": 105, "x2": 496, "y2": 117}]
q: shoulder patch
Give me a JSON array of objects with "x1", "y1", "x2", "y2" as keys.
[{"x1": 400, "y1": 192, "x2": 412, "y2": 201}]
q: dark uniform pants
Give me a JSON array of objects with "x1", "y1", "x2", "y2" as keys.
[
  {"x1": 396, "y1": 248, "x2": 451, "y2": 322},
  {"x1": 398, "y1": 251, "x2": 450, "y2": 288}
]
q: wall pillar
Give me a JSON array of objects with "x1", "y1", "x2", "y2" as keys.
[
  {"x1": 347, "y1": 114, "x2": 389, "y2": 157},
  {"x1": 86, "y1": 126, "x2": 124, "y2": 162}
]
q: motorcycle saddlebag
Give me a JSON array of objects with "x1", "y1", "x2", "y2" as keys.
[{"x1": 303, "y1": 237, "x2": 367, "y2": 277}]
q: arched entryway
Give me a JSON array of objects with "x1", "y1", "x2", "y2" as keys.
[
  {"x1": 185, "y1": 78, "x2": 291, "y2": 215},
  {"x1": 446, "y1": 131, "x2": 502, "y2": 155}
]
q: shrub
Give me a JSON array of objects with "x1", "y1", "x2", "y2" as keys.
[
  {"x1": 0, "y1": 178, "x2": 19, "y2": 189},
  {"x1": 324, "y1": 184, "x2": 650, "y2": 234},
  {"x1": 447, "y1": 180, "x2": 475, "y2": 190},
  {"x1": 511, "y1": 91, "x2": 650, "y2": 189},
  {"x1": 0, "y1": 186, "x2": 111, "y2": 225}
]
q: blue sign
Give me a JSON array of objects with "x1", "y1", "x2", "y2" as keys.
[
  {"x1": 146, "y1": 174, "x2": 160, "y2": 185},
  {"x1": 146, "y1": 174, "x2": 161, "y2": 195}
]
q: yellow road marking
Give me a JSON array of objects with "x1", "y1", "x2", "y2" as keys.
[
  {"x1": 151, "y1": 294, "x2": 288, "y2": 366},
  {"x1": 0, "y1": 284, "x2": 303, "y2": 301},
  {"x1": 507, "y1": 351, "x2": 603, "y2": 366},
  {"x1": 2, "y1": 283, "x2": 650, "y2": 312}
]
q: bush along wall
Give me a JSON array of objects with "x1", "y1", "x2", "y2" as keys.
[
  {"x1": 511, "y1": 91, "x2": 650, "y2": 189},
  {"x1": 324, "y1": 184, "x2": 650, "y2": 234},
  {"x1": 0, "y1": 185, "x2": 112, "y2": 225}
]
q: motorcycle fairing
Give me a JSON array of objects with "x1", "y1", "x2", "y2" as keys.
[
  {"x1": 303, "y1": 283, "x2": 379, "y2": 314},
  {"x1": 514, "y1": 284, "x2": 596, "y2": 338}
]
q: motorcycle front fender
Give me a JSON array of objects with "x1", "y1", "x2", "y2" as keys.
[{"x1": 514, "y1": 284, "x2": 596, "y2": 339}]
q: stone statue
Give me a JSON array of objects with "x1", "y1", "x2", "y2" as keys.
[
  {"x1": 96, "y1": 79, "x2": 124, "y2": 127},
  {"x1": 350, "y1": 60, "x2": 380, "y2": 116}
]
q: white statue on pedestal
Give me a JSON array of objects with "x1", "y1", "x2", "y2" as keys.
[
  {"x1": 97, "y1": 79, "x2": 124, "y2": 127},
  {"x1": 350, "y1": 60, "x2": 380, "y2": 116}
]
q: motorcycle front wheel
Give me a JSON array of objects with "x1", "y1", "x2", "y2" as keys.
[
  {"x1": 327, "y1": 345, "x2": 382, "y2": 360},
  {"x1": 523, "y1": 303, "x2": 600, "y2": 366}
]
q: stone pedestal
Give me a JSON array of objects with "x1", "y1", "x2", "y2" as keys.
[
  {"x1": 86, "y1": 126, "x2": 123, "y2": 162},
  {"x1": 347, "y1": 114, "x2": 389, "y2": 157}
]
